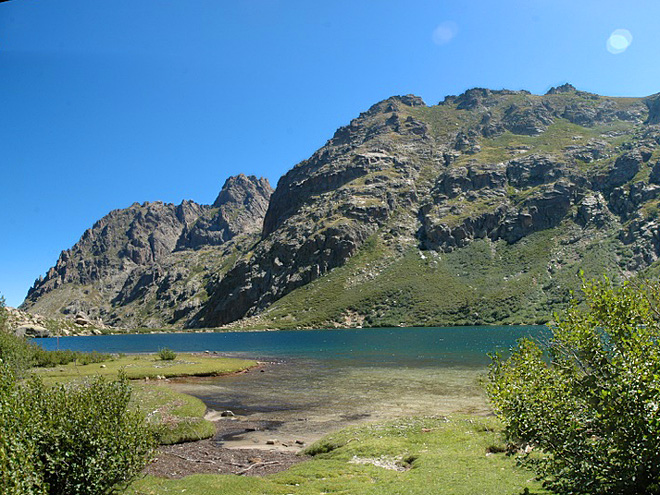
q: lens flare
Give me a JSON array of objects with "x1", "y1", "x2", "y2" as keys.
[
  {"x1": 607, "y1": 29, "x2": 632, "y2": 54},
  {"x1": 432, "y1": 22, "x2": 458, "y2": 45}
]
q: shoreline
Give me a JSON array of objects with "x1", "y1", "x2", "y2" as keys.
[{"x1": 35, "y1": 322, "x2": 544, "y2": 339}]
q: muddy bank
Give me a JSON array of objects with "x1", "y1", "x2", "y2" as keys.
[{"x1": 145, "y1": 439, "x2": 308, "y2": 479}]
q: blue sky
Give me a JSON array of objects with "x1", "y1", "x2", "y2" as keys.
[{"x1": 1, "y1": 0, "x2": 659, "y2": 307}]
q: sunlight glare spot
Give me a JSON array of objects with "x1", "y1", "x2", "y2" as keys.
[{"x1": 607, "y1": 29, "x2": 632, "y2": 54}]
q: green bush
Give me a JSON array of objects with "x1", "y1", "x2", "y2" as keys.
[
  {"x1": 0, "y1": 363, "x2": 45, "y2": 494},
  {"x1": 0, "y1": 295, "x2": 7, "y2": 331},
  {"x1": 487, "y1": 278, "x2": 660, "y2": 494},
  {"x1": 0, "y1": 363, "x2": 156, "y2": 495},
  {"x1": 0, "y1": 295, "x2": 34, "y2": 376},
  {"x1": 158, "y1": 347, "x2": 177, "y2": 361},
  {"x1": 32, "y1": 348, "x2": 112, "y2": 367},
  {"x1": 29, "y1": 374, "x2": 156, "y2": 494},
  {"x1": 0, "y1": 331, "x2": 36, "y2": 378}
]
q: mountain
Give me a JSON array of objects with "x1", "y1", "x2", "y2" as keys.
[
  {"x1": 22, "y1": 85, "x2": 660, "y2": 330},
  {"x1": 22, "y1": 175, "x2": 273, "y2": 329}
]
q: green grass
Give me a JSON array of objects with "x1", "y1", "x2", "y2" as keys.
[
  {"x1": 29, "y1": 353, "x2": 255, "y2": 444},
  {"x1": 244, "y1": 215, "x2": 626, "y2": 330},
  {"x1": 436, "y1": 196, "x2": 504, "y2": 228},
  {"x1": 128, "y1": 415, "x2": 547, "y2": 495},
  {"x1": 459, "y1": 119, "x2": 634, "y2": 166},
  {"x1": 131, "y1": 383, "x2": 216, "y2": 445},
  {"x1": 31, "y1": 353, "x2": 256, "y2": 382}
]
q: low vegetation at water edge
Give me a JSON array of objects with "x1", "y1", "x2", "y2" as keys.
[
  {"x1": 31, "y1": 352, "x2": 256, "y2": 382},
  {"x1": 132, "y1": 383, "x2": 216, "y2": 445},
  {"x1": 128, "y1": 415, "x2": 546, "y2": 495},
  {"x1": 488, "y1": 278, "x2": 660, "y2": 494}
]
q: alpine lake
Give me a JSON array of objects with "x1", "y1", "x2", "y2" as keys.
[{"x1": 37, "y1": 326, "x2": 546, "y2": 449}]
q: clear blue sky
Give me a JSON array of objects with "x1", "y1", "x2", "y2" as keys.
[{"x1": 1, "y1": 0, "x2": 659, "y2": 307}]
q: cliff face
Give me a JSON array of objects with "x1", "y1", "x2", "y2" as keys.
[{"x1": 22, "y1": 86, "x2": 660, "y2": 330}]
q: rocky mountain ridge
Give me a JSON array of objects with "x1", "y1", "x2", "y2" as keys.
[
  {"x1": 22, "y1": 85, "x2": 660, "y2": 331},
  {"x1": 22, "y1": 175, "x2": 273, "y2": 329}
]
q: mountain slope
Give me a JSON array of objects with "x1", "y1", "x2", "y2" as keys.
[
  {"x1": 22, "y1": 85, "x2": 660, "y2": 330},
  {"x1": 197, "y1": 86, "x2": 660, "y2": 328}
]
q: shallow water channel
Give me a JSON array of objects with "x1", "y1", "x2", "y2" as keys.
[{"x1": 39, "y1": 326, "x2": 544, "y2": 449}]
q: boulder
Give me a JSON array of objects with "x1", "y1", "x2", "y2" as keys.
[{"x1": 15, "y1": 325, "x2": 50, "y2": 338}]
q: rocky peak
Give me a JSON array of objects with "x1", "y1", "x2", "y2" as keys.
[
  {"x1": 24, "y1": 200, "x2": 206, "y2": 301},
  {"x1": 23, "y1": 86, "x2": 660, "y2": 331},
  {"x1": 441, "y1": 88, "x2": 531, "y2": 109},
  {"x1": 178, "y1": 174, "x2": 273, "y2": 249},
  {"x1": 363, "y1": 95, "x2": 427, "y2": 116},
  {"x1": 645, "y1": 93, "x2": 660, "y2": 125},
  {"x1": 546, "y1": 83, "x2": 577, "y2": 95},
  {"x1": 23, "y1": 175, "x2": 274, "y2": 325},
  {"x1": 212, "y1": 174, "x2": 273, "y2": 208}
]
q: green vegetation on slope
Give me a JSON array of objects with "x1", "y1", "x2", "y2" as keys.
[
  {"x1": 461, "y1": 119, "x2": 633, "y2": 166},
  {"x1": 248, "y1": 218, "x2": 625, "y2": 329}
]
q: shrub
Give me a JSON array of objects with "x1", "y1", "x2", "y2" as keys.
[
  {"x1": 32, "y1": 348, "x2": 112, "y2": 367},
  {"x1": 28, "y1": 373, "x2": 156, "y2": 494},
  {"x1": 0, "y1": 295, "x2": 7, "y2": 331},
  {"x1": 158, "y1": 347, "x2": 177, "y2": 361},
  {"x1": 0, "y1": 331, "x2": 36, "y2": 376},
  {"x1": 487, "y1": 278, "x2": 660, "y2": 494},
  {"x1": 0, "y1": 322, "x2": 36, "y2": 378},
  {"x1": 0, "y1": 364, "x2": 156, "y2": 495},
  {"x1": 0, "y1": 363, "x2": 45, "y2": 494}
]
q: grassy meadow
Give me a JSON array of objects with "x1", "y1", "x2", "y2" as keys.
[
  {"x1": 32, "y1": 353, "x2": 256, "y2": 445},
  {"x1": 129, "y1": 415, "x2": 546, "y2": 495},
  {"x1": 32, "y1": 352, "x2": 256, "y2": 381}
]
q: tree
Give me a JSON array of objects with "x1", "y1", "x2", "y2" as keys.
[{"x1": 487, "y1": 278, "x2": 660, "y2": 494}]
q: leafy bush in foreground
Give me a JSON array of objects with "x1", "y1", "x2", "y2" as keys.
[
  {"x1": 0, "y1": 363, "x2": 156, "y2": 495},
  {"x1": 0, "y1": 296, "x2": 35, "y2": 377},
  {"x1": 487, "y1": 278, "x2": 660, "y2": 494},
  {"x1": 0, "y1": 329, "x2": 36, "y2": 378},
  {"x1": 0, "y1": 363, "x2": 45, "y2": 494}
]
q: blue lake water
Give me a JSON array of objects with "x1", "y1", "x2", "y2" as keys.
[
  {"x1": 38, "y1": 326, "x2": 545, "y2": 368},
  {"x1": 37, "y1": 326, "x2": 547, "y2": 448}
]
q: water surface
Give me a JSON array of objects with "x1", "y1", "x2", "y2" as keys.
[
  {"x1": 38, "y1": 326, "x2": 543, "y2": 366},
  {"x1": 38, "y1": 326, "x2": 544, "y2": 448}
]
